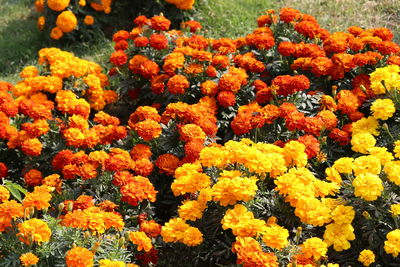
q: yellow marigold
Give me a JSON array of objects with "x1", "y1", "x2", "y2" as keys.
[
  {"x1": 353, "y1": 173, "x2": 383, "y2": 201},
  {"x1": 63, "y1": 128, "x2": 85, "y2": 147},
  {"x1": 332, "y1": 157, "x2": 353, "y2": 174},
  {"x1": 65, "y1": 247, "x2": 94, "y2": 267},
  {"x1": 84, "y1": 15, "x2": 94, "y2": 25},
  {"x1": 178, "y1": 200, "x2": 205, "y2": 221},
  {"x1": 371, "y1": 98, "x2": 396, "y2": 120},
  {"x1": 370, "y1": 65, "x2": 400, "y2": 94},
  {"x1": 353, "y1": 155, "x2": 381, "y2": 176},
  {"x1": 181, "y1": 226, "x2": 203, "y2": 246},
  {"x1": 171, "y1": 163, "x2": 211, "y2": 196},
  {"x1": 99, "y1": 259, "x2": 126, "y2": 267},
  {"x1": 50, "y1": 27, "x2": 64, "y2": 40},
  {"x1": 294, "y1": 197, "x2": 332, "y2": 226},
  {"x1": 20, "y1": 252, "x2": 39, "y2": 267},
  {"x1": 351, "y1": 116, "x2": 379, "y2": 136},
  {"x1": 17, "y1": 218, "x2": 52, "y2": 245},
  {"x1": 282, "y1": 141, "x2": 307, "y2": 167},
  {"x1": 300, "y1": 237, "x2": 328, "y2": 261},
  {"x1": 394, "y1": 140, "x2": 400, "y2": 158},
  {"x1": 47, "y1": 0, "x2": 70, "y2": 11},
  {"x1": 331, "y1": 205, "x2": 355, "y2": 224},
  {"x1": 323, "y1": 222, "x2": 355, "y2": 251},
  {"x1": 384, "y1": 161, "x2": 400, "y2": 185},
  {"x1": 351, "y1": 133, "x2": 376, "y2": 154},
  {"x1": 262, "y1": 224, "x2": 289, "y2": 250},
  {"x1": 211, "y1": 176, "x2": 258, "y2": 206},
  {"x1": 56, "y1": 11, "x2": 78, "y2": 33},
  {"x1": 390, "y1": 203, "x2": 400, "y2": 215},
  {"x1": 129, "y1": 231, "x2": 153, "y2": 252},
  {"x1": 221, "y1": 204, "x2": 266, "y2": 237},
  {"x1": 325, "y1": 167, "x2": 342, "y2": 184},
  {"x1": 0, "y1": 186, "x2": 10, "y2": 203},
  {"x1": 384, "y1": 229, "x2": 400, "y2": 257},
  {"x1": 79, "y1": 0, "x2": 86, "y2": 6},
  {"x1": 358, "y1": 249, "x2": 375, "y2": 266}
]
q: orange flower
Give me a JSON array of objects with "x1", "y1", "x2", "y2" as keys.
[
  {"x1": 156, "y1": 154, "x2": 181, "y2": 176},
  {"x1": 217, "y1": 90, "x2": 236, "y2": 107},
  {"x1": 179, "y1": 124, "x2": 206, "y2": 143},
  {"x1": 150, "y1": 15, "x2": 171, "y2": 31},
  {"x1": 130, "y1": 144, "x2": 152, "y2": 160},
  {"x1": 20, "y1": 252, "x2": 39, "y2": 267},
  {"x1": 83, "y1": 15, "x2": 94, "y2": 25},
  {"x1": 21, "y1": 138, "x2": 42, "y2": 157},
  {"x1": 133, "y1": 119, "x2": 162, "y2": 141},
  {"x1": 134, "y1": 157, "x2": 154, "y2": 176},
  {"x1": 150, "y1": 33, "x2": 169, "y2": 50},
  {"x1": 24, "y1": 169, "x2": 43, "y2": 187},
  {"x1": 129, "y1": 231, "x2": 153, "y2": 252},
  {"x1": 140, "y1": 220, "x2": 162, "y2": 237},
  {"x1": 110, "y1": 50, "x2": 127, "y2": 66},
  {"x1": 279, "y1": 7, "x2": 301, "y2": 23},
  {"x1": 120, "y1": 176, "x2": 157, "y2": 206},
  {"x1": 22, "y1": 185, "x2": 53, "y2": 210},
  {"x1": 42, "y1": 174, "x2": 62, "y2": 193},
  {"x1": 200, "y1": 80, "x2": 219, "y2": 96},
  {"x1": 18, "y1": 218, "x2": 52, "y2": 245},
  {"x1": 0, "y1": 186, "x2": 10, "y2": 203},
  {"x1": 167, "y1": 75, "x2": 190, "y2": 94},
  {"x1": 56, "y1": 11, "x2": 77, "y2": 33},
  {"x1": 65, "y1": 247, "x2": 94, "y2": 267}
]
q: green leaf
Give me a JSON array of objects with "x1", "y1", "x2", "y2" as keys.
[{"x1": 4, "y1": 180, "x2": 27, "y2": 202}]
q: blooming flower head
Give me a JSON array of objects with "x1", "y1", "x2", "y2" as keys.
[{"x1": 358, "y1": 249, "x2": 375, "y2": 266}]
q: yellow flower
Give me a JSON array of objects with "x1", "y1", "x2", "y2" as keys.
[
  {"x1": 0, "y1": 186, "x2": 10, "y2": 203},
  {"x1": 99, "y1": 259, "x2": 126, "y2": 267},
  {"x1": 352, "y1": 155, "x2": 381, "y2": 176},
  {"x1": 384, "y1": 229, "x2": 400, "y2": 257},
  {"x1": 300, "y1": 237, "x2": 328, "y2": 261},
  {"x1": 390, "y1": 203, "x2": 400, "y2": 216},
  {"x1": 351, "y1": 133, "x2": 376, "y2": 154},
  {"x1": 371, "y1": 98, "x2": 396, "y2": 120},
  {"x1": 282, "y1": 141, "x2": 307, "y2": 168},
  {"x1": 331, "y1": 205, "x2": 355, "y2": 224},
  {"x1": 384, "y1": 161, "x2": 400, "y2": 185},
  {"x1": 358, "y1": 249, "x2": 375, "y2": 266},
  {"x1": 352, "y1": 173, "x2": 383, "y2": 201},
  {"x1": 332, "y1": 157, "x2": 353, "y2": 174},
  {"x1": 178, "y1": 200, "x2": 205, "y2": 221},
  {"x1": 323, "y1": 222, "x2": 355, "y2": 251},
  {"x1": 262, "y1": 224, "x2": 289, "y2": 250},
  {"x1": 351, "y1": 116, "x2": 380, "y2": 136}
]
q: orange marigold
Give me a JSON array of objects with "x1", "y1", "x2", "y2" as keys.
[
  {"x1": 129, "y1": 231, "x2": 153, "y2": 252},
  {"x1": 133, "y1": 119, "x2": 162, "y2": 141},
  {"x1": 167, "y1": 75, "x2": 190, "y2": 94},
  {"x1": 156, "y1": 154, "x2": 181, "y2": 176},
  {"x1": 18, "y1": 218, "x2": 52, "y2": 245},
  {"x1": 65, "y1": 247, "x2": 94, "y2": 267},
  {"x1": 120, "y1": 176, "x2": 157, "y2": 206},
  {"x1": 21, "y1": 138, "x2": 42, "y2": 157},
  {"x1": 20, "y1": 252, "x2": 39, "y2": 267}
]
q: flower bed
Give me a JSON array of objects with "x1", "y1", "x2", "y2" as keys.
[{"x1": 1, "y1": 7, "x2": 400, "y2": 267}]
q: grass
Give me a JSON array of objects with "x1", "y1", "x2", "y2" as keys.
[
  {"x1": 279, "y1": 0, "x2": 400, "y2": 42},
  {"x1": 194, "y1": 0, "x2": 277, "y2": 38},
  {"x1": 0, "y1": 0, "x2": 399, "y2": 83}
]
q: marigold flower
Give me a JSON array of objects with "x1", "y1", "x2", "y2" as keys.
[
  {"x1": 384, "y1": 229, "x2": 400, "y2": 257},
  {"x1": 133, "y1": 119, "x2": 162, "y2": 141},
  {"x1": 120, "y1": 175, "x2": 157, "y2": 206},
  {"x1": 0, "y1": 186, "x2": 10, "y2": 203},
  {"x1": 18, "y1": 218, "x2": 52, "y2": 245},
  {"x1": 83, "y1": 15, "x2": 94, "y2": 25},
  {"x1": 167, "y1": 75, "x2": 190, "y2": 94},
  {"x1": 47, "y1": 0, "x2": 70, "y2": 11},
  {"x1": 353, "y1": 173, "x2": 383, "y2": 201},
  {"x1": 358, "y1": 249, "x2": 375, "y2": 266},
  {"x1": 20, "y1": 253, "x2": 39, "y2": 267},
  {"x1": 65, "y1": 247, "x2": 94, "y2": 267},
  {"x1": 156, "y1": 153, "x2": 180, "y2": 176},
  {"x1": 129, "y1": 231, "x2": 153, "y2": 252},
  {"x1": 56, "y1": 11, "x2": 78, "y2": 33},
  {"x1": 323, "y1": 222, "x2": 355, "y2": 251},
  {"x1": 370, "y1": 98, "x2": 396, "y2": 120},
  {"x1": 21, "y1": 138, "x2": 42, "y2": 157}
]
